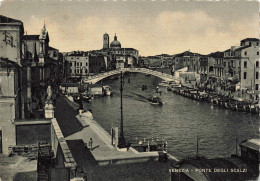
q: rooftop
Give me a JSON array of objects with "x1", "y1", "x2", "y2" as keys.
[
  {"x1": 208, "y1": 51, "x2": 224, "y2": 58},
  {"x1": 241, "y1": 38, "x2": 259, "y2": 42},
  {"x1": 175, "y1": 51, "x2": 201, "y2": 57},
  {"x1": 0, "y1": 15, "x2": 22, "y2": 24},
  {"x1": 23, "y1": 35, "x2": 40, "y2": 41},
  {"x1": 224, "y1": 45, "x2": 250, "y2": 53},
  {"x1": 234, "y1": 46, "x2": 251, "y2": 52},
  {"x1": 48, "y1": 46, "x2": 58, "y2": 51},
  {"x1": 0, "y1": 154, "x2": 37, "y2": 181},
  {"x1": 240, "y1": 138, "x2": 260, "y2": 152}
]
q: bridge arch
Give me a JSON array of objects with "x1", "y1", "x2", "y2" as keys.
[{"x1": 83, "y1": 68, "x2": 180, "y2": 84}]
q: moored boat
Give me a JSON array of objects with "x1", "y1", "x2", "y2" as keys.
[{"x1": 103, "y1": 85, "x2": 113, "y2": 96}]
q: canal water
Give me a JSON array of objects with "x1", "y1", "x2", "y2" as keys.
[{"x1": 84, "y1": 72, "x2": 259, "y2": 160}]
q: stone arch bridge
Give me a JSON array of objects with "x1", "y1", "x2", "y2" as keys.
[{"x1": 83, "y1": 68, "x2": 180, "y2": 84}]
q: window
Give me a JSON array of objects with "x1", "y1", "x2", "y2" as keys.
[
  {"x1": 77, "y1": 57, "x2": 79, "y2": 59},
  {"x1": 256, "y1": 72, "x2": 259, "y2": 79},
  {"x1": 256, "y1": 61, "x2": 259, "y2": 67},
  {"x1": 86, "y1": 62, "x2": 88, "y2": 66},
  {"x1": 85, "y1": 69, "x2": 88, "y2": 73},
  {"x1": 70, "y1": 62, "x2": 72, "y2": 66},
  {"x1": 80, "y1": 63, "x2": 82, "y2": 66},
  {"x1": 244, "y1": 72, "x2": 247, "y2": 79},
  {"x1": 257, "y1": 52, "x2": 259, "y2": 55},
  {"x1": 244, "y1": 61, "x2": 247, "y2": 68},
  {"x1": 71, "y1": 57, "x2": 74, "y2": 59},
  {"x1": 244, "y1": 51, "x2": 247, "y2": 56},
  {"x1": 256, "y1": 84, "x2": 259, "y2": 90}
]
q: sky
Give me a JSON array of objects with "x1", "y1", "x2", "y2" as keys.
[{"x1": 0, "y1": 0, "x2": 259, "y2": 56}]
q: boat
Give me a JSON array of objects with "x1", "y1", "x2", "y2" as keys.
[
  {"x1": 82, "y1": 94, "x2": 93, "y2": 102},
  {"x1": 167, "y1": 83, "x2": 181, "y2": 91},
  {"x1": 249, "y1": 103, "x2": 259, "y2": 114},
  {"x1": 148, "y1": 96, "x2": 164, "y2": 106},
  {"x1": 155, "y1": 86, "x2": 162, "y2": 94},
  {"x1": 131, "y1": 139, "x2": 167, "y2": 152},
  {"x1": 73, "y1": 94, "x2": 81, "y2": 103},
  {"x1": 103, "y1": 85, "x2": 113, "y2": 96},
  {"x1": 158, "y1": 81, "x2": 173, "y2": 87},
  {"x1": 142, "y1": 85, "x2": 147, "y2": 91}
]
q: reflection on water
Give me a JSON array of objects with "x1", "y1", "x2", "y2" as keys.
[{"x1": 84, "y1": 73, "x2": 259, "y2": 160}]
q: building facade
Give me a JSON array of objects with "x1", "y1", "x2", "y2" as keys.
[
  {"x1": 22, "y1": 24, "x2": 60, "y2": 118},
  {"x1": 222, "y1": 38, "x2": 259, "y2": 97},
  {"x1": 89, "y1": 54, "x2": 108, "y2": 74},
  {"x1": 173, "y1": 51, "x2": 201, "y2": 72},
  {"x1": 239, "y1": 42, "x2": 259, "y2": 94},
  {"x1": 64, "y1": 51, "x2": 89, "y2": 78},
  {"x1": 0, "y1": 15, "x2": 24, "y2": 154}
]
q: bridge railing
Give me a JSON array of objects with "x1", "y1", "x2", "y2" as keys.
[
  {"x1": 84, "y1": 68, "x2": 180, "y2": 82},
  {"x1": 84, "y1": 70, "x2": 120, "y2": 81}
]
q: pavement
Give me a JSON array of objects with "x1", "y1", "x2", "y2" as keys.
[
  {"x1": 66, "y1": 114, "x2": 160, "y2": 163},
  {"x1": 0, "y1": 154, "x2": 37, "y2": 181},
  {"x1": 54, "y1": 94, "x2": 83, "y2": 138}
]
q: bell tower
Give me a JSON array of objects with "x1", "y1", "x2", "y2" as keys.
[{"x1": 103, "y1": 33, "x2": 109, "y2": 49}]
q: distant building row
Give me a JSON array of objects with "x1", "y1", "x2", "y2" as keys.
[
  {"x1": 63, "y1": 33, "x2": 139, "y2": 79},
  {"x1": 140, "y1": 38, "x2": 259, "y2": 99}
]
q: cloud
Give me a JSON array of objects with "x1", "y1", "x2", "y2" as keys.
[{"x1": 21, "y1": 10, "x2": 259, "y2": 56}]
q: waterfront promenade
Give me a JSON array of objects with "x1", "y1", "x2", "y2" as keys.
[{"x1": 54, "y1": 94, "x2": 179, "y2": 180}]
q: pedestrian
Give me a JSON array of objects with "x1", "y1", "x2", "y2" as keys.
[
  {"x1": 89, "y1": 138, "x2": 93, "y2": 149},
  {"x1": 78, "y1": 100, "x2": 84, "y2": 115}
]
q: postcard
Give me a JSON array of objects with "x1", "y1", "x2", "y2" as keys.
[{"x1": 0, "y1": 0, "x2": 259, "y2": 180}]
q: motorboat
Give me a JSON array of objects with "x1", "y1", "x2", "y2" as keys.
[
  {"x1": 142, "y1": 85, "x2": 147, "y2": 91},
  {"x1": 103, "y1": 85, "x2": 113, "y2": 96},
  {"x1": 148, "y1": 96, "x2": 164, "y2": 106}
]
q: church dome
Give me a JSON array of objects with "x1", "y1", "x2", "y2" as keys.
[{"x1": 110, "y1": 34, "x2": 121, "y2": 49}]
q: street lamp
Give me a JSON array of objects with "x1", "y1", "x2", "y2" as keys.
[{"x1": 118, "y1": 71, "x2": 126, "y2": 148}]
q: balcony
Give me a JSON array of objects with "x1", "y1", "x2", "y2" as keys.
[{"x1": 214, "y1": 64, "x2": 224, "y2": 68}]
